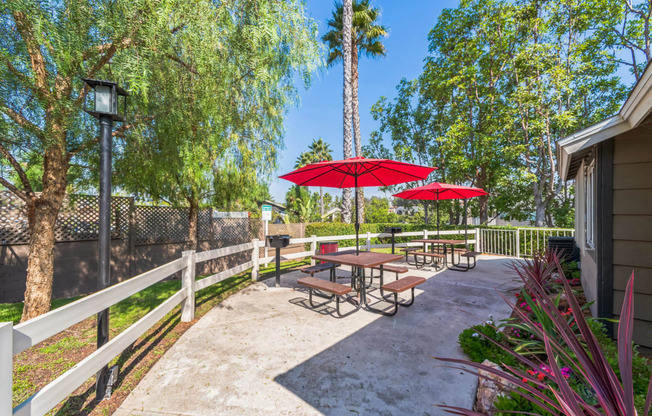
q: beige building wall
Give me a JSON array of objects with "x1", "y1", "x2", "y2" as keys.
[{"x1": 612, "y1": 127, "x2": 652, "y2": 347}]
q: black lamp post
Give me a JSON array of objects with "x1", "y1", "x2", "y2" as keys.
[{"x1": 82, "y1": 78, "x2": 128, "y2": 398}]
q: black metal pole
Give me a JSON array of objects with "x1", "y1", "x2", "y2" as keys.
[
  {"x1": 354, "y1": 175, "x2": 360, "y2": 255},
  {"x1": 275, "y1": 247, "x2": 281, "y2": 288},
  {"x1": 464, "y1": 199, "x2": 468, "y2": 246},
  {"x1": 96, "y1": 115, "x2": 112, "y2": 397},
  {"x1": 436, "y1": 191, "x2": 440, "y2": 239}
]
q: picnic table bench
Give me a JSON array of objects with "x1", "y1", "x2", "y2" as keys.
[
  {"x1": 300, "y1": 262, "x2": 340, "y2": 280},
  {"x1": 378, "y1": 275, "x2": 426, "y2": 316},
  {"x1": 297, "y1": 276, "x2": 360, "y2": 317}
]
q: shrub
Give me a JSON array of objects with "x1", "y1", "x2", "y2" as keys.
[
  {"x1": 435, "y1": 252, "x2": 652, "y2": 416},
  {"x1": 458, "y1": 323, "x2": 518, "y2": 367}
]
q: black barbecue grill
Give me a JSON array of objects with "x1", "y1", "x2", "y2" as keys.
[{"x1": 267, "y1": 235, "x2": 291, "y2": 287}]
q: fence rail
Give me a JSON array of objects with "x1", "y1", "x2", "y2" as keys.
[
  {"x1": 2, "y1": 239, "x2": 261, "y2": 416},
  {"x1": 2, "y1": 225, "x2": 574, "y2": 415}
]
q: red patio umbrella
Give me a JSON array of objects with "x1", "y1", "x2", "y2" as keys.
[
  {"x1": 393, "y1": 182, "x2": 488, "y2": 242},
  {"x1": 280, "y1": 156, "x2": 436, "y2": 254}
]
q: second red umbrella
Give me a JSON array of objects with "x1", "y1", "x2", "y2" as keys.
[
  {"x1": 393, "y1": 182, "x2": 488, "y2": 241},
  {"x1": 280, "y1": 156, "x2": 436, "y2": 254}
]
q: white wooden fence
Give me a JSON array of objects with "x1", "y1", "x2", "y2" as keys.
[
  {"x1": 2, "y1": 240, "x2": 263, "y2": 416},
  {"x1": 2, "y1": 226, "x2": 572, "y2": 415}
]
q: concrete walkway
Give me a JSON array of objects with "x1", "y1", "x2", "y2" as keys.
[{"x1": 115, "y1": 255, "x2": 521, "y2": 416}]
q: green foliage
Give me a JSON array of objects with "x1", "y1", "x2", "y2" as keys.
[
  {"x1": 367, "y1": 0, "x2": 629, "y2": 227},
  {"x1": 494, "y1": 389, "x2": 554, "y2": 416},
  {"x1": 458, "y1": 323, "x2": 517, "y2": 367},
  {"x1": 364, "y1": 197, "x2": 398, "y2": 223},
  {"x1": 116, "y1": 0, "x2": 322, "y2": 218},
  {"x1": 589, "y1": 320, "x2": 652, "y2": 401},
  {"x1": 322, "y1": 0, "x2": 388, "y2": 67}
]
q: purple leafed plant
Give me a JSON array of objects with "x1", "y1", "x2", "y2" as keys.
[{"x1": 435, "y1": 253, "x2": 652, "y2": 416}]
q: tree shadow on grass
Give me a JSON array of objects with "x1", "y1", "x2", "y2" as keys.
[
  {"x1": 54, "y1": 309, "x2": 182, "y2": 416},
  {"x1": 54, "y1": 274, "x2": 252, "y2": 415}
]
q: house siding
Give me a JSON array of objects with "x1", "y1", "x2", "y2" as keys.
[{"x1": 612, "y1": 126, "x2": 652, "y2": 347}]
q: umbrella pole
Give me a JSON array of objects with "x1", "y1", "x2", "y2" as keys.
[
  {"x1": 464, "y1": 199, "x2": 468, "y2": 247},
  {"x1": 436, "y1": 191, "x2": 440, "y2": 239},
  {"x1": 355, "y1": 175, "x2": 360, "y2": 255}
]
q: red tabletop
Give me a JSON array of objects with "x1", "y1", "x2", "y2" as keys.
[{"x1": 312, "y1": 251, "x2": 403, "y2": 268}]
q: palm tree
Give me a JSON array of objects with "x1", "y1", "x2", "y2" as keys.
[
  {"x1": 340, "y1": 0, "x2": 353, "y2": 223},
  {"x1": 294, "y1": 152, "x2": 313, "y2": 170},
  {"x1": 308, "y1": 138, "x2": 333, "y2": 217},
  {"x1": 323, "y1": 0, "x2": 388, "y2": 223}
]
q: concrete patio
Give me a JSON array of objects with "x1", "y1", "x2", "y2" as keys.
[{"x1": 115, "y1": 255, "x2": 521, "y2": 416}]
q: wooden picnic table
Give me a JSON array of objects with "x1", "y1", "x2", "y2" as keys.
[
  {"x1": 410, "y1": 239, "x2": 462, "y2": 269},
  {"x1": 311, "y1": 251, "x2": 403, "y2": 314}
]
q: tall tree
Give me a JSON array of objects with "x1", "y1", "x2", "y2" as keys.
[
  {"x1": 0, "y1": 0, "x2": 201, "y2": 320},
  {"x1": 509, "y1": 0, "x2": 625, "y2": 225},
  {"x1": 118, "y1": 0, "x2": 320, "y2": 250},
  {"x1": 592, "y1": 0, "x2": 652, "y2": 83},
  {"x1": 340, "y1": 0, "x2": 353, "y2": 223},
  {"x1": 323, "y1": 0, "x2": 388, "y2": 223}
]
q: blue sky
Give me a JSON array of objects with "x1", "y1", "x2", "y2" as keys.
[{"x1": 269, "y1": 0, "x2": 459, "y2": 202}]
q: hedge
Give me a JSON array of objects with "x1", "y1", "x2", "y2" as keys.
[{"x1": 303, "y1": 222, "x2": 513, "y2": 249}]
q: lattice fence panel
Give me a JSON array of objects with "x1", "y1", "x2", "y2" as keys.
[
  {"x1": 197, "y1": 210, "x2": 212, "y2": 241},
  {"x1": 268, "y1": 223, "x2": 305, "y2": 238},
  {"x1": 0, "y1": 191, "x2": 131, "y2": 244},
  {"x1": 0, "y1": 191, "x2": 29, "y2": 244},
  {"x1": 55, "y1": 195, "x2": 131, "y2": 241},
  {"x1": 213, "y1": 218, "x2": 252, "y2": 247},
  {"x1": 134, "y1": 206, "x2": 190, "y2": 244}
]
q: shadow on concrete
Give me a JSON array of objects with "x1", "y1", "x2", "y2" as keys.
[{"x1": 274, "y1": 257, "x2": 519, "y2": 416}]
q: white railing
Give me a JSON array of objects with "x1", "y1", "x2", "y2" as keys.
[
  {"x1": 2, "y1": 240, "x2": 262, "y2": 416},
  {"x1": 261, "y1": 228, "x2": 479, "y2": 266},
  {"x1": 479, "y1": 227, "x2": 574, "y2": 258}
]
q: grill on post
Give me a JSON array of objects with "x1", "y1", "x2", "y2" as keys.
[
  {"x1": 267, "y1": 235, "x2": 291, "y2": 287},
  {"x1": 384, "y1": 227, "x2": 403, "y2": 254}
]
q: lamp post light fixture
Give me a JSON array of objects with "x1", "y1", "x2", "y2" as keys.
[{"x1": 82, "y1": 78, "x2": 128, "y2": 399}]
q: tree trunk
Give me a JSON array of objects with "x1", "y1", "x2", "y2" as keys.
[
  {"x1": 341, "y1": 0, "x2": 353, "y2": 224},
  {"x1": 423, "y1": 202, "x2": 429, "y2": 225},
  {"x1": 352, "y1": 41, "x2": 364, "y2": 224},
  {"x1": 478, "y1": 194, "x2": 489, "y2": 225},
  {"x1": 21, "y1": 145, "x2": 68, "y2": 321},
  {"x1": 320, "y1": 186, "x2": 324, "y2": 218},
  {"x1": 187, "y1": 198, "x2": 199, "y2": 251}
]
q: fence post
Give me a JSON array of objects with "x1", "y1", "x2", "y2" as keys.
[
  {"x1": 181, "y1": 250, "x2": 196, "y2": 322},
  {"x1": 0, "y1": 322, "x2": 12, "y2": 416},
  {"x1": 515, "y1": 229, "x2": 521, "y2": 258},
  {"x1": 263, "y1": 220, "x2": 269, "y2": 267},
  {"x1": 251, "y1": 239, "x2": 260, "y2": 281},
  {"x1": 366, "y1": 232, "x2": 371, "y2": 251},
  {"x1": 423, "y1": 229, "x2": 428, "y2": 239},
  {"x1": 310, "y1": 235, "x2": 317, "y2": 266},
  {"x1": 475, "y1": 228, "x2": 481, "y2": 252}
]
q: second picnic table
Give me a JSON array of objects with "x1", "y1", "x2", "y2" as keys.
[
  {"x1": 409, "y1": 239, "x2": 461, "y2": 269},
  {"x1": 311, "y1": 250, "x2": 403, "y2": 312}
]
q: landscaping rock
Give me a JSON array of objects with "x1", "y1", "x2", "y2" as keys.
[{"x1": 474, "y1": 360, "x2": 516, "y2": 415}]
